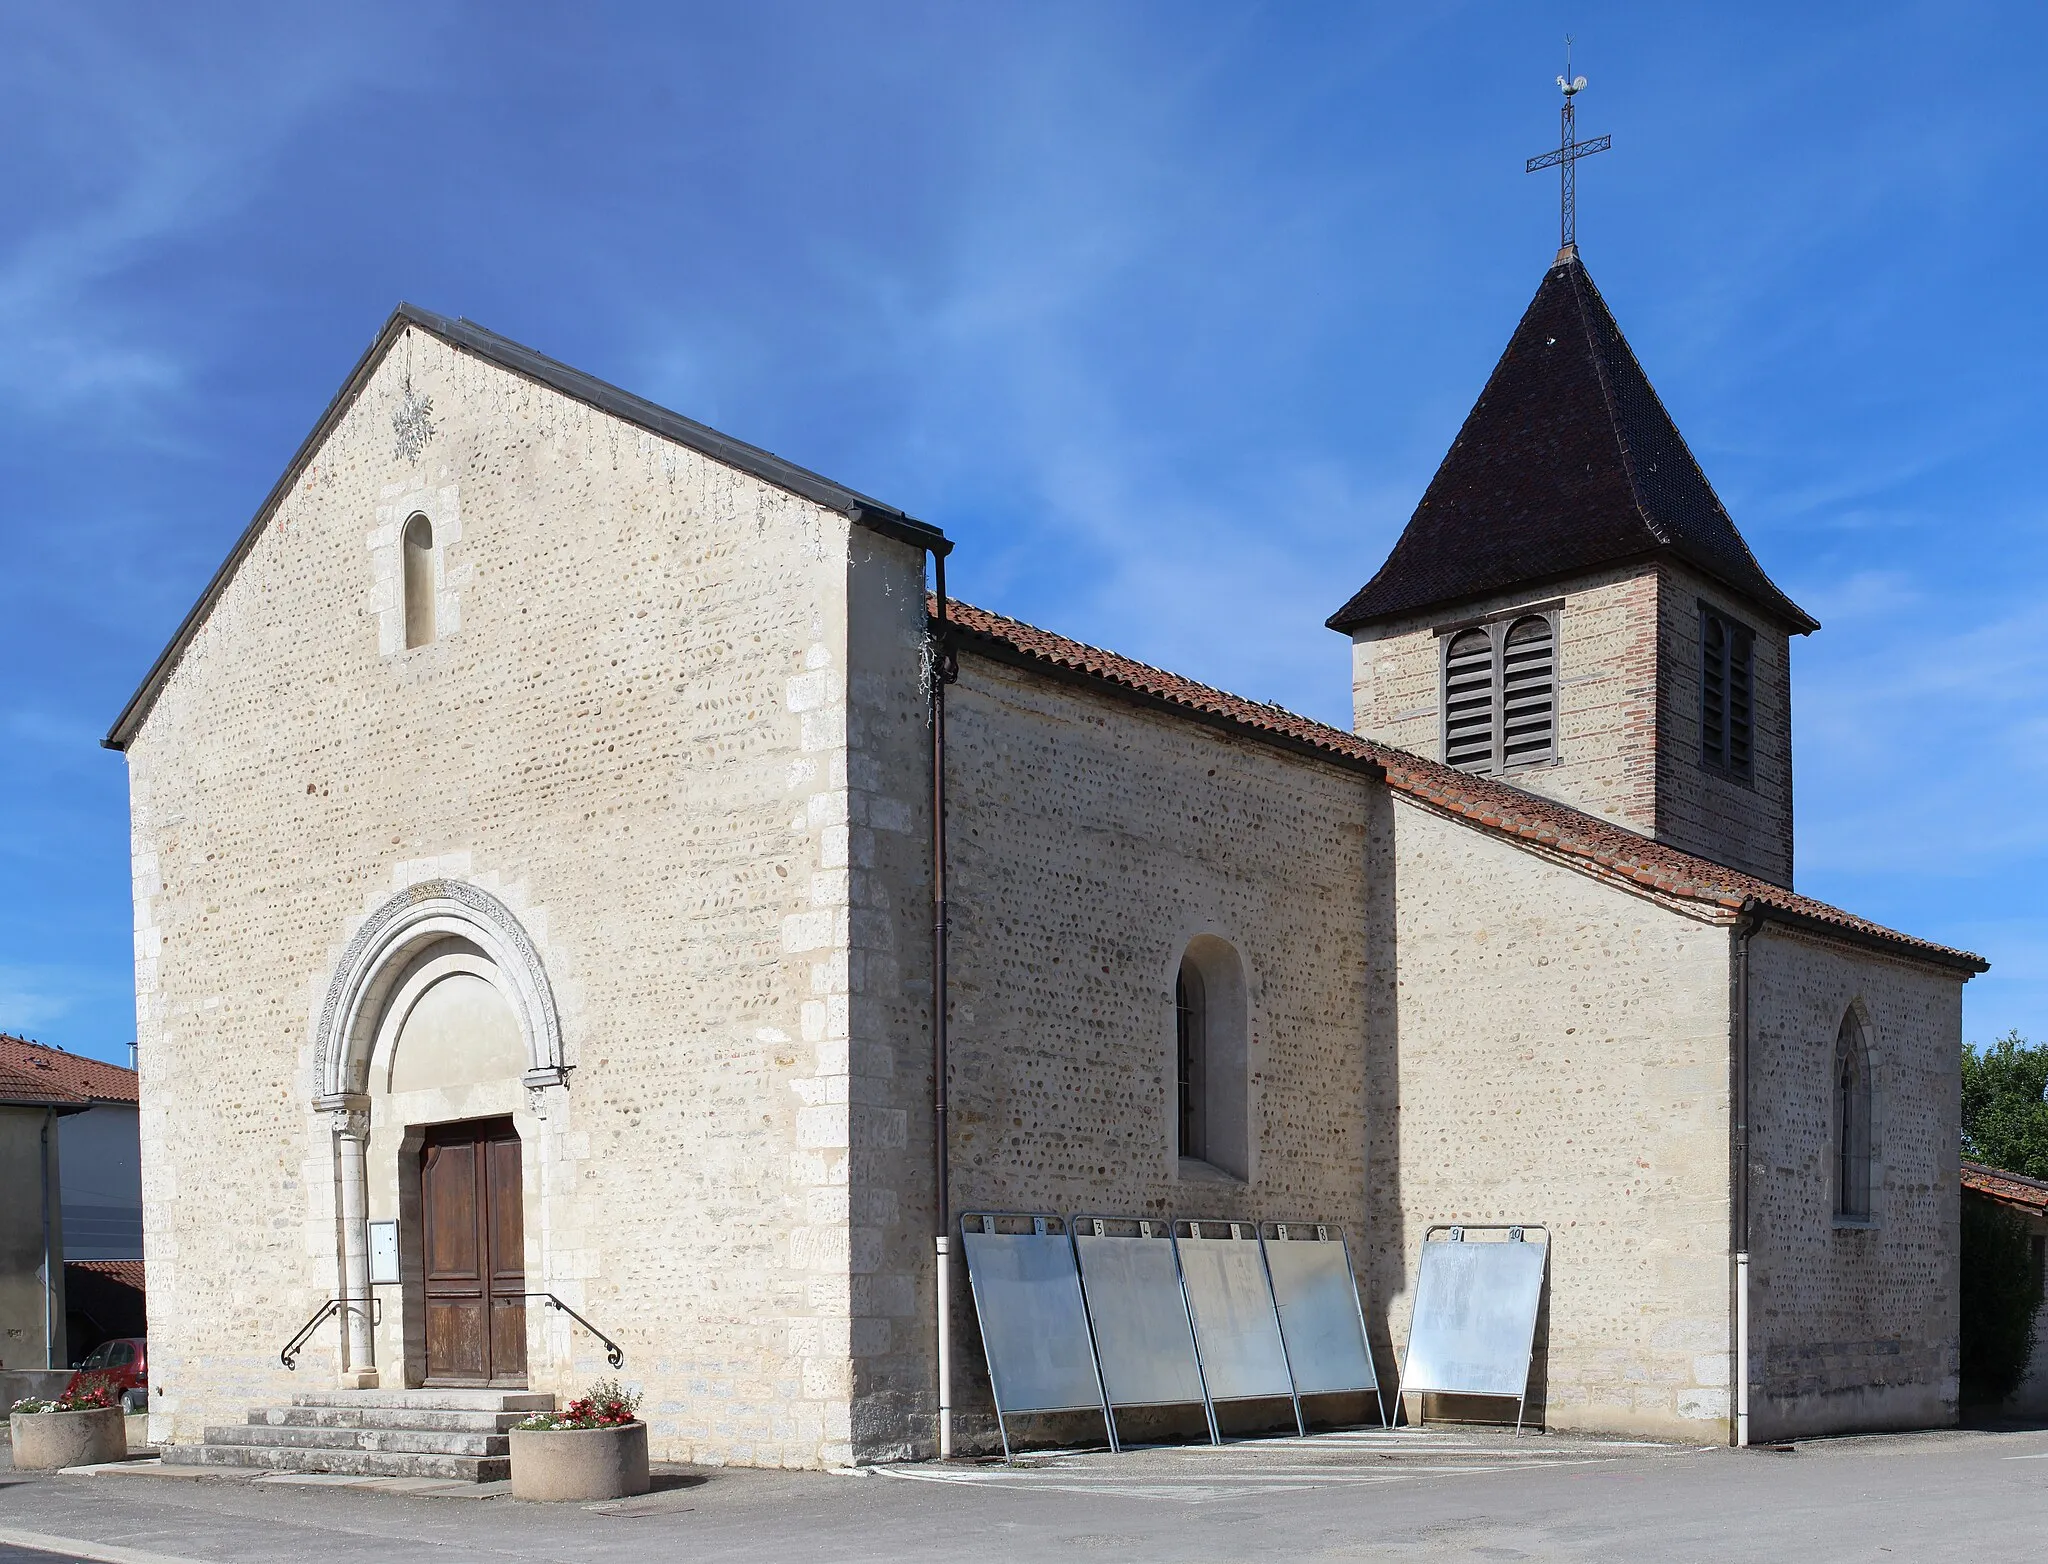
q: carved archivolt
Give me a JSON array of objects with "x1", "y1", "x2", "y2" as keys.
[{"x1": 312, "y1": 879, "x2": 566, "y2": 1111}]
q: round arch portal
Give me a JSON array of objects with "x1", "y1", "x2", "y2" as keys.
[{"x1": 312, "y1": 879, "x2": 565, "y2": 1111}]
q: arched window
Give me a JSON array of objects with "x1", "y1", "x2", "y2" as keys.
[
  {"x1": 1834, "y1": 1011, "x2": 1872, "y2": 1221},
  {"x1": 1173, "y1": 937, "x2": 1249, "y2": 1179},
  {"x1": 403, "y1": 513, "x2": 436, "y2": 648},
  {"x1": 1442, "y1": 627, "x2": 1496, "y2": 771}
]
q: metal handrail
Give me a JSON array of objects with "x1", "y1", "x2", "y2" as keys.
[
  {"x1": 280, "y1": 1297, "x2": 378, "y2": 1371},
  {"x1": 279, "y1": 1292, "x2": 618, "y2": 1371},
  {"x1": 523, "y1": 1293, "x2": 625, "y2": 1368}
]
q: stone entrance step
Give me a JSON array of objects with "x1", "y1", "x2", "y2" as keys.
[
  {"x1": 256, "y1": 1404, "x2": 527, "y2": 1434},
  {"x1": 161, "y1": 1387, "x2": 553, "y2": 1483},
  {"x1": 292, "y1": 1389, "x2": 552, "y2": 1413}
]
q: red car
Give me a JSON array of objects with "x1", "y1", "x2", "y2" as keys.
[{"x1": 67, "y1": 1337, "x2": 147, "y2": 1412}]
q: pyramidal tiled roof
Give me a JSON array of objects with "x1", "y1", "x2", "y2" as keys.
[{"x1": 1329, "y1": 250, "x2": 1817, "y2": 635}]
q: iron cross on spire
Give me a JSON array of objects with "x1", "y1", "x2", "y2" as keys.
[{"x1": 1524, "y1": 41, "x2": 1611, "y2": 256}]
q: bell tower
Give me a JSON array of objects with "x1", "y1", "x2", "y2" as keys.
[{"x1": 1328, "y1": 78, "x2": 1814, "y2": 887}]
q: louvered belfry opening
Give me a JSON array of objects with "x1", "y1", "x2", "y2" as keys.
[
  {"x1": 1442, "y1": 627, "x2": 1498, "y2": 770},
  {"x1": 1500, "y1": 615, "x2": 1557, "y2": 767},
  {"x1": 1442, "y1": 613, "x2": 1556, "y2": 775},
  {"x1": 1701, "y1": 605, "x2": 1755, "y2": 778}
]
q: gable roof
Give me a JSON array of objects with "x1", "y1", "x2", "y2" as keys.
[
  {"x1": 1961, "y1": 1160, "x2": 2048, "y2": 1214},
  {"x1": 0, "y1": 1034, "x2": 139, "y2": 1107},
  {"x1": 1328, "y1": 250, "x2": 1817, "y2": 636},
  {"x1": 943, "y1": 597, "x2": 1982, "y2": 974},
  {"x1": 103, "y1": 303, "x2": 950, "y2": 752}
]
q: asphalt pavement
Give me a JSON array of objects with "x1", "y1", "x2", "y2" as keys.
[{"x1": 2, "y1": 1422, "x2": 2044, "y2": 1561}]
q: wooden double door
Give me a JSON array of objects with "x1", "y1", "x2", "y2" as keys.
[{"x1": 418, "y1": 1118, "x2": 527, "y2": 1386}]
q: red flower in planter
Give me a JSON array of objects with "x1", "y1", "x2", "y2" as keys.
[
  {"x1": 515, "y1": 1379, "x2": 643, "y2": 1432},
  {"x1": 56, "y1": 1372, "x2": 123, "y2": 1411}
]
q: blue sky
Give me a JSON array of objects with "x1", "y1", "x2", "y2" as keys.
[{"x1": 3, "y1": 1, "x2": 2042, "y2": 1065}]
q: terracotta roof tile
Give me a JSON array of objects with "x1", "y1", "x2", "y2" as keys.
[
  {"x1": 66, "y1": 1259, "x2": 146, "y2": 1291},
  {"x1": 1961, "y1": 1161, "x2": 2048, "y2": 1213},
  {"x1": 0, "y1": 1035, "x2": 138, "y2": 1105},
  {"x1": 940, "y1": 597, "x2": 1984, "y2": 974}
]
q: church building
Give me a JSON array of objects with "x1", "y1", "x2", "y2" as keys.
[{"x1": 105, "y1": 234, "x2": 1982, "y2": 1469}]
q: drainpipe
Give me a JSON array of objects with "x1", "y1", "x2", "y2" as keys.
[
  {"x1": 41, "y1": 1110, "x2": 57, "y2": 1369},
  {"x1": 1731, "y1": 905, "x2": 1759, "y2": 1448},
  {"x1": 929, "y1": 550, "x2": 957, "y2": 1458}
]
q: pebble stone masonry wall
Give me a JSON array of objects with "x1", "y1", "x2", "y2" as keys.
[
  {"x1": 1744, "y1": 926, "x2": 1964, "y2": 1438},
  {"x1": 1366, "y1": 797, "x2": 1738, "y2": 1440},
  {"x1": 123, "y1": 326, "x2": 901, "y2": 1467},
  {"x1": 926, "y1": 656, "x2": 1376, "y2": 1449}
]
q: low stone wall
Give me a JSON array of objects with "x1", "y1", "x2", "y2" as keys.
[{"x1": 0, "y1": 1370, "x2": 73, "y2": 1420}]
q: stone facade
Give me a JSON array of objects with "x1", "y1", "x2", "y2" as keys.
[
  {"x1": 1745, "y1": 926, "x2": 1966, "y2": 1437},
  {"x1": 1347, "y1": 561, "x2": 1794, "y2": 887},
  {"x1": 122, "y1": 326, "x2": 923, "y2": 1465},
  {"x1": 113, "y1": 310, "x2": 1974, "y2": 1468},
  {"x1": 1364, "y1": 795, "x2": 1736, "y2": 1438}
]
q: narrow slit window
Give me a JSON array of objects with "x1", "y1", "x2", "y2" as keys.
[
  {"x1": 403, "y1": 514, "x2": 436, "y2": 649},
  {"x1": 1176, "y1": 960, "x2": 1206, "y2": 1164},
  {"x1": 1442, "y1": 627, "x2": 1497, "y2": 772},
  {"x1": 1834, "y1": 1012, "x2": 1872, "y2": 1222},
  {"x1": 1500, "y1": 615, "x2": 1556, "y2": 768},
  {"x1": 1700, "y1": 605, "x2": 1754, "y2": 778}
]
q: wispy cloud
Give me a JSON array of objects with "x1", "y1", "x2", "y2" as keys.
[{"x1": 0, "y1": 7, "x2": 413, "y2": 423}]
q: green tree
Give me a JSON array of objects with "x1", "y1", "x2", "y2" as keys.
[{"x1": 1960, "y1": 1031, "x2": 2048, "y2": 1179}]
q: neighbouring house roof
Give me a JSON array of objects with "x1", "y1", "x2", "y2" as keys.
[
  {"x1": 1327, "y1": 250, "x2": 1817, "y2": 636},
  {"x1": 1961, "y1": 1161, "x2": 2048, "y2": 1214},
  {"x1": 943, "y1": 597, "x2": 1983, "y2": 974},
  {"x1": 0, "y1": 1035, "x2": 139, "y2": 1107},
  {"x1": 103, "y1": 303, "x2": 950, "y2": 753},
  {"x1": 67, "y1": 1259, "x2": 146, "y2": 1292}
]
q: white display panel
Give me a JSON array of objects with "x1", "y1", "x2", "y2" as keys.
[{"x1": 1400, "y1": 1228, "x2": 1547, "y2": 1406}]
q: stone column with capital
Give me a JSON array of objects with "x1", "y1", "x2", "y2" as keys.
[{"x1": 321, "y1": 1094, "x2": 379, "y2": 1389}]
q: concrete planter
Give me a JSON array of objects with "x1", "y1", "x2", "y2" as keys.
[
  {"x1": 508, "y1": 1422, "x2": 649, "y2": 1501},
  {"x1": 8, "y1": 1405, "x2": 128, "y2": 1470}
]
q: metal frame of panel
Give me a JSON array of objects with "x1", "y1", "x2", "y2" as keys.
[
  {"x1": 1258, "y1": 1221, "x2": 1388, "y2": 1427},
  {"x1": 1072, "y1": 1214, "x2": 1220, "y2": 1446},
  {"x1": 1395, "y1": 1223, "x2": 1549, "y2": 1436},
  {"x1": 959, "y1": 1212, "x2": 1116, "y2": 1461},
  {"x1": 1174, "y1": 1220, "x2": 1304, "y2": 1436}
]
